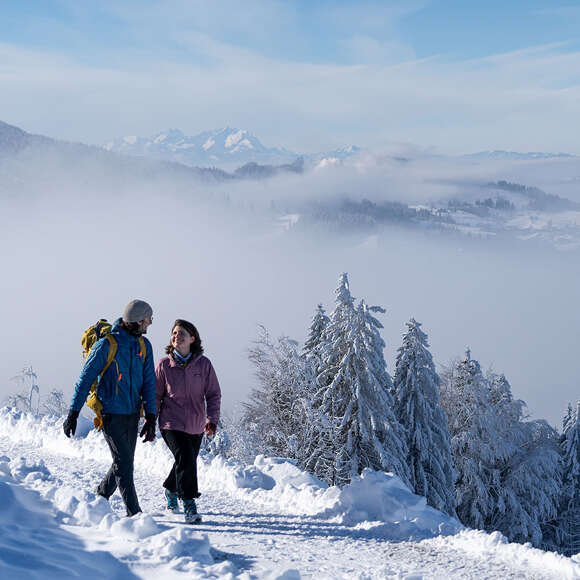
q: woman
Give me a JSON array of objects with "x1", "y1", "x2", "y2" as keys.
[{"x1": 155, "y1": 319, "x2": 221, "y2": 523}]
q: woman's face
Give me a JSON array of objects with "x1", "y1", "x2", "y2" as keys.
[{"x1": 171, "y1": 325, "x2": 195, "y2": 355}]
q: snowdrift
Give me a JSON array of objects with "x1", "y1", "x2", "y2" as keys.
[
  {"x1": 2, "y1": 407, "x2": 580, "y2": 580},
  {"x1": 0, "y1": 456, "x2": 138, "y2": 579},
  {"x1": 0, "y1": 407, "x2": 460, "y2": 541}
]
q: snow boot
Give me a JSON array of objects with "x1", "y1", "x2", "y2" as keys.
[
  {"x1": 165, "y1": 489, "x2": 179, "y2": 512},
  {"x1": 183, "y1": 498, "x2": 202, "y2": 523}
]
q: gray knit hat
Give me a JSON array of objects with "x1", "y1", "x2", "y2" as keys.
[{"x1": 122, "y1": 299, "x2": 153, "y2": 323}]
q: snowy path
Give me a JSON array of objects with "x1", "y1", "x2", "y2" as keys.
[{"x1": 1, "y1": 411, "x2": 578, "y2": 580}]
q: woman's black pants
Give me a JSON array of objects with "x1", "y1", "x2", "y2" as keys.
[{"x1": 161, "y1": 429, "x2": 203, "y2": 500}]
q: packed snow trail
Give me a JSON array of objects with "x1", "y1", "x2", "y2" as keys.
[{"x1": 1, "y1": 409, "x2": 579, "y2": 580}]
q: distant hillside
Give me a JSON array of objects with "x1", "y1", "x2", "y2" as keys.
[
  {"x1": 464, "y1": 150, "x2": 575, "y2": 161},
  {"x1": 0, "y1": 121, "x2": 234, "y2": 194},
  {"x1": 234, "y1": 157, "x2": 305, "y2": 179},
  {"x1": 0, "y1": 121, "x2": 52, "y2": 156},
  {"x1": 488, "y1": 180, "x2": 580, "y2": 212}
]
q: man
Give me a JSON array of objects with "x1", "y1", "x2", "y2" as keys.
[{"x1": 63, "y1": 299, "x2": 157, "y2": 516}]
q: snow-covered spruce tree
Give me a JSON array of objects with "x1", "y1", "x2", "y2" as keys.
[
  {"x1": 303, "y1": 304, "x2": 330, "y2": 372},
  {"x1": 393, "y1": 318, "x2": 456, "y2": 516},
  {"x1": 439, "y1": 350, "x2": 502, "y2": 529},
  {"x1": 485, "y1": 372, "x2": 561, "y2": 548},
  {"x1": 499, "y1": 418, "x2": 561, "y2": 548},
  {"x1": 557, "y1": 401, "x2": 580, "y2": 556},
  {"x1": 312, "y1": 274, "x2": 409, "y2": 487},
  {"x1": 441, "y1": 356, "x2": 561, "y2": 547},
  {"x1": 243, "y1": 326, "x2": 315, "y2": 464},
  {"x1": 563, "y1": 403, "x2": 576, "y2": 435},
  {"x1": 305, "y1": 274, "x2": 355, "y2": 484}
]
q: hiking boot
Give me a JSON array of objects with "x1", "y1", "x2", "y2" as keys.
[
  {"x1": 165, "y1": 489, "x2": 179, "y2": 512},
  {"x1": 183, "y1": 498, "x2": 202, "y2": 523},
  {"x1": 95, "y1": 486, "x2": 108, "y2": 500}
]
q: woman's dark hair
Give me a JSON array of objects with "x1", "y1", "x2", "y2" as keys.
[{"x1": 165, "y1": 319, "x2": 204, "y2": 357}]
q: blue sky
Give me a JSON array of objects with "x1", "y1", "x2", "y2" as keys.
[{"x1": 1, "y1": 0, "x2": 579, "y2": 152}]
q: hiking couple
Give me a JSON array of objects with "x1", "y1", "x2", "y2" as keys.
[{"x1": 62, "y1": 299, "x2": 221, "y2": 524}]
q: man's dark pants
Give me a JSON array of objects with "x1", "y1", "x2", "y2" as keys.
[
  {"x1": 97, "y1": 413, "x2": 141, "y2": 516},
  {"x1": 161, "y1": 429, "x2": 203, "y2": 500}
]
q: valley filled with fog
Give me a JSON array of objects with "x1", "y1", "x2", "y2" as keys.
[{"x1": 1, "y1": 132, "x2": 579, "y2": 429}]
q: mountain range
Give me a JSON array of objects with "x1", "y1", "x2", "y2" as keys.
[
  {"x1": 103, "y1": 127, "x2": 295, "y2": 167},
  {"x1": 103, "y1": 127, "x2": 362, "y2": 168},
  {"x1": 2, "y1": 119, "x2": 574, "y2": 173},
  {"x1": 104, "y1": 126, "x2": 577, "y2": 167}
]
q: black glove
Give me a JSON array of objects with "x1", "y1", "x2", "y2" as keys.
[
  {"x1": 140, "y1": 413, "x2": 156, "y2": 442},
  {"x1": 63, "y1": 410, "x2": 80, "y2": 438}
]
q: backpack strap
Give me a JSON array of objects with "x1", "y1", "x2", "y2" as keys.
[
  {"x1": 137, "y1": 337, "x2": 147, "y2": 419},
  {"x1": 138, "y1": 337, "x2": 146, "y2": 364},
  {"x1": 87, "y1": 334, "x2": 118, "y2": 431},
  {"x1": 101, "y1": 335, "x2": 118, "y2": 376}
]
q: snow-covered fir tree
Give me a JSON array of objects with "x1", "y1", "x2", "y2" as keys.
[
  {"x1": 557, "y1": 401, "x2": 580, "y2": 555},
  {"x1": 303, "y1": 304, "x2": 330, "y2": 371},
  {"x1": 563, "y1": 403, "x2": 576, "y2": 434},
  {"x1": 441, "y1": 353, "x2": 561, "y2": 547},
  {"x1": 304, "y1": 274, "x2": 355, "y2": 484},
  {"x1": 485, "y1": 373, "x2": 561, "y2": 547},
  {"x1": 439, "y1": 350, "x2": 504, "y2": 529},
  {"x1": 312, "y1": 274, "x2": 409, "y2": 487},
  {"x1": 393, "y1": 318, "x2": 456, "y2": 516}
]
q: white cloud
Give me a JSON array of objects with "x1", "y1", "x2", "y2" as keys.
[{"x1": 1, "y1": 38, "x2": 579, "y2": 154}]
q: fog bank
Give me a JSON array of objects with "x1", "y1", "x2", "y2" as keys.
[{"x1": 1, "y1": 164, "x2": 578, "y2": 429}]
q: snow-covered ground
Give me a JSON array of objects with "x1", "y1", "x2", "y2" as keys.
[{"x1": 1, "y1": 408, "x2": 578, "y2": 579}]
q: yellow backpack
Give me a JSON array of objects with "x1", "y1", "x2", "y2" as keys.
[{"x1": 81, "y1": 319, "x2": 146, "y2": 430}]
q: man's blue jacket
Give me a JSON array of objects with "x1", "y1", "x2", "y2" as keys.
[{"x1": 70, "y1": 318, "x2": 156, "y2": 415}]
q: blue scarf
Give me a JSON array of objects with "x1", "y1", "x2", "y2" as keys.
[{"x1": 173, "y1": 350, "x2": 192, "y2": 367}]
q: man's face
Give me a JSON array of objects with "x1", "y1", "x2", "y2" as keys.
[{"x1": 137, "y1": 315, "x2": 153, "y2": 334}]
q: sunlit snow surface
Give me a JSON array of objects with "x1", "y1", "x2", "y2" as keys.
[{"x1": 0, "y1": 408, "x2": 578, "y2": 579}]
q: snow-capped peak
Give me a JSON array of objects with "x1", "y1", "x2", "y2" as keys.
[
  {"x1": 103, "y1": 127, "x2": 293, "y2": 167},
  {"x1": 202, "y1": 137, "x2": 215, "y2": 151},
  {"x1": 225, "y1": 129, "x2": 247, "y2": 149}
]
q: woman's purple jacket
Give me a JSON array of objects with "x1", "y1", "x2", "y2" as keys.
[{"x1": 155, "y1": 354, "x2": 221, "y2": 435}]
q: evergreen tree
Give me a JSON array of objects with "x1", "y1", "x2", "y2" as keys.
[
  {"x1": 441, "y1": 355, "x2": 561, "y2": 547},
  {"x1": 306, "y1": 274, "x2": 355, "y2": 484},
  {"x1": 313, "y1": 274, "x2": 409, "y2": 486},
  {"x1": 393, "y1": 318, "x2": 456, "y2": 516},
  {"x1": 496, "y1": 417, "x2": 561, "y2": 548},
  {"x1": 439, "y1": 349, "x2": 501, "y2": 529},
  {"x1": 558, "y1": 401, "x2": 580, "y2": 555},
  {"x1": 484, "y1": 373, "x2": 561, "y2": 547},
  {"x1": 303, "y1": 304, "x2": 330, "y2": 365},
  {"x1": 563, "y1": 403, "x2": 576, "y2": 435}
]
